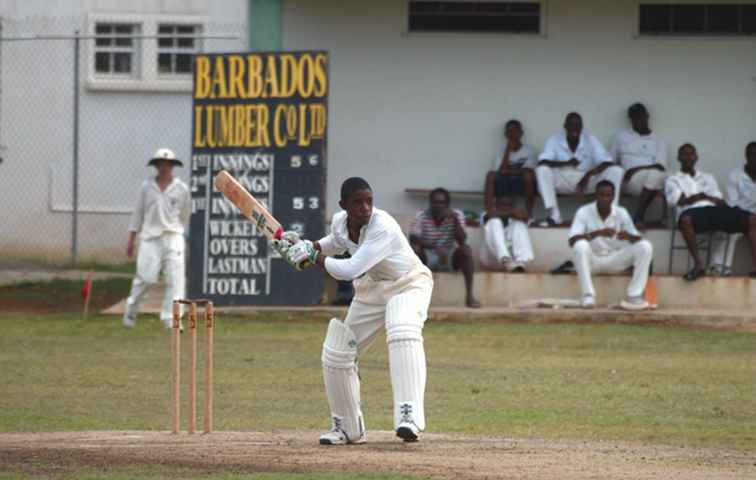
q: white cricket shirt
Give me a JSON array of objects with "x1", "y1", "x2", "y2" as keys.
[
  {"x1": 610, "y1": 129, "x2": 667, "y2": 170},
  {"x1": 664, "y1": 170, "x2": 722, "y2": 215},
  {"x1": 569, "y1": 202, "x2": 641, "y2": 256},
  {"x1": 726, "y1": 168, "x2": 756, "y2": 214},
  {"x1": 318, "y1": 208, "x2": 423, "y2": 282},
  {"x1": 128, "y1": 177, "x2": 191, "y2": 240},
  {"x1": 491, "y1": 142, "x2": 538, "y2": 171},
  {"x1": 538, "y1": 132, "x2": 613, "y2": 172}
]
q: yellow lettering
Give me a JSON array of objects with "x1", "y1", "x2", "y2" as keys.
[
  {"x1": 273, "y1": 105, "x2": 287, "y2": 147},
  {"x1": 262, "y1": 55, "x2": 280, "y2": 98},
  {"x1": 247, "y1": 55, "x2": 263, "y2": 98},
  {"x1": 194, "y1": 56, "x2": 211, "y2": 99},
  {"x1": 210, "y1": 56, "x2": 228, "y2": 99},
  {"x1": 298, "y1": 54, "x2": 315, "y2": 98},
  {"x1": 227, "y1": 55, "x2": 247, "y2": 98},
  {"x1": 313, "y1": 53, "x2": 328, "y2": 97},
  {"x1": 193, "y1": 106, "x2": 206, "y2": 147},
  {"x1": 279, "y1": 54, "x2": 298, "y2": 98}
]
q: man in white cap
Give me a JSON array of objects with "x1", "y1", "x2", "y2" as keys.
[{"x1": 122, "y1": 148, "x2": 191, "y2": 328}]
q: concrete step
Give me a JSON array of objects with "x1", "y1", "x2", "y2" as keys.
[{"x1": 429, "y1": 271, "x2": 756, "y2": 310}]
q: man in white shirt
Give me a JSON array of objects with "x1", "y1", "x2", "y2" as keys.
[
  {"x1": 610, "y1": 103, "x2": 667, "y2": 225},
  {"x1": 569, "y1": 180, "x2": 653, "y2": 310},
  {"x1": 708, "y1": 142, "x2": 756, "y2": 275},
  {"x1": 484, "y1": 119, "x2": 538, "y2": 219},
  {"x1": 536, "y1": 112, "x2": 624, "y2": 226},
  {"x1": 479, "y1": 196, "x2": 534, "y2": 272},
  {"x1": 665, "y1": 143, "x2": 756, "y2": 280},
  {"x1": 123, "y1": 148, "x2": 191, "y2": 328},
  {"x1": 278, "y1": 177, "x2": 434, "y2": 445}
]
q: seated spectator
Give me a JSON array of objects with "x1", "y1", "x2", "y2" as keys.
[
  {"x1": 409, "y1": 188, "x2": 481, "y2": 308},
  {"x1": 569, "y1": 180, "x2": 653, "y2": 310},
  {"x1": 484, "y1": 119, "x2": 538, "y2": 220},
  {"x1": 536, "y1": 112, "x2": 624, "y2": 226},
  {"x1": 479, "y1": 195, "x2": 534, "y2": 272},
  {"x1": 611, "y1": 103, "x2": 668, "y2": 225},
  {"x1": 665, "y1": 143, "x2": 756, "y2": 281}
]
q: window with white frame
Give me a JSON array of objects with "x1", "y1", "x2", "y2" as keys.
[
  {"x1": 94, "y1": 23, "x2": 140, "y2": 76},
  {"x1": 157, "y1": 24, "x2": 202, "y2": 75}
]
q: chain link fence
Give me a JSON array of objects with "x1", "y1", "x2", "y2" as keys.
[{"x1": 0, "y1": 17, "x2": 244, "y2": 269}]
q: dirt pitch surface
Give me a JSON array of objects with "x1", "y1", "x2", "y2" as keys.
[{"x1": 1, "y1": 431, "x2": 755, "y2": 479}]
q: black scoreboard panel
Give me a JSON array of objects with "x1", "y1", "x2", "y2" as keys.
[{"x1": 187, "y1": 52, "x2": 328, "y2": 305}]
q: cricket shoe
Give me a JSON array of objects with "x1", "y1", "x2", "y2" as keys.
[
  {"x1": 580, "y1": 294, "x2": 596, "y2": 309},
  {"x1": 619, "y1": 296, "x2": 649, "y2": 311},
  {"x1": 319, "y1": 416, "x2": 366, "y2": 445},
  {"x1": 122, "y1": 314, "x2": 135, "y2": 329},
  {"x1": 395, "y1": 403, "x2": 420, "y2": 442}
]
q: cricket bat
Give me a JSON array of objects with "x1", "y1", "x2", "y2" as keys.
[{"x1": 214, "y1": 170, "x2": 284, "y2": 240}]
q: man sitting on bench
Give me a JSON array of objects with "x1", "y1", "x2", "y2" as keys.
[
  {"x1": 484, "y1": 119, "x2": 538, "y2": 222},
  {"x1": 409, "y1": 188, "x2": 481, "y2": 308},
  {"x1": 610, "y1": 103, "x2": 668, "y2": 226},
  {"x1": 479, "y1": 195, "x2": 534, "y2": 272},
  {"x1": 536, "y1": 112, "x2": 624, "y2": 226},
  {"x1": 665, "y1": 143, "x2": 756, "y2": 281}
]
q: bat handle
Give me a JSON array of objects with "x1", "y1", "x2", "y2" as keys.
[{"x1": 273, "y1": 227, "x2": 283, "y2": 240}]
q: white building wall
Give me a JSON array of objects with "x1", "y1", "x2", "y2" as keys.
[
  {"x1": 0, "y1": 0, "x2": 246, "y2": 264},
  {"x1": 281, "y1": 0, "x2": 756, "y2": 220}
]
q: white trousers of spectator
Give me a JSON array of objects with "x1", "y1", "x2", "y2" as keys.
[
  {"x1": 707, "y1": 233, "x2": 743, "y2": 273},
  {"x1": 479, "y1": 218, "x2": 534, "y2": 270},
  {"x1": 321, "y1": 266, "x2": 433, "y2": 441},
  {"x1": 124, "y1": 232, "x2": 185, "y2": 326},
  {"x1": 624, "y1": 169, "x2": 667, "y2": 195},
  {"x1": 536, "y1": 165, "x2": 624, "y2": 223},
  {"x1": 573, "y1": 239, "x2": 653, "y2": 299}
]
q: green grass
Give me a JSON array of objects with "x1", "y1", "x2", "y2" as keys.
[{"x1": 0, "y1": 309, "x2": 754, "y2": 452}]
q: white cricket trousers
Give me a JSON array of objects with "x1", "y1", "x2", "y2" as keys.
[
  {"x1": 623, "y1": 169, "x2": 667, "y2": 195},
  {"x1": 322, "y1": 266, "x2": 433, "y2": 439},
  {"x1": 124, "y1": 232, "x2": 186, "y2": 325},
  {"x1": 535, "y1": 165, "x2": 624, "y2": 223},
  {"x1": 573, "y1": 239, "x2": 653, "y2": 299},
  {"x1": 479, "y1": 218, "x2": 534, "y2": 270}
]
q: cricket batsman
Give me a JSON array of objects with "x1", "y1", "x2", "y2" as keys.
[{"x1": 275, "y1": 177, "x2": 434, "y2": 444}]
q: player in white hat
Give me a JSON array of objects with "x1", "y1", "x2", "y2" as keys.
[
  {"x1": 276, "y1": 177, "x2": 434, "y2": 445},
  {"x1": 122, "y1": 148, "x2": 191, "y2": 329}
]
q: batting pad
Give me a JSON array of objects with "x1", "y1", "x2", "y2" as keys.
[
  {"x1": 321, "y1": 319, "x2": 364, "y2": 441},
  {"x1": 385, "y1": 294, "x2": 427, "y2": 431}
]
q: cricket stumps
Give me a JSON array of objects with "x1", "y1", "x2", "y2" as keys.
[{"x1": 171, "y1": 299, "x2": 214, "y2": 434}]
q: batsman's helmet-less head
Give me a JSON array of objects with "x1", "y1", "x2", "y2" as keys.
[{"x1": 148, "y1": 148, "x2": 183, "y2": 167}]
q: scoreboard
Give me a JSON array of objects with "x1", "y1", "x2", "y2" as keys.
[{"x1": 187, "y1": 52, "x2": 328, "y2": 305}]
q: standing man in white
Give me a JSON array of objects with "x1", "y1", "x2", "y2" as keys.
[
  {"x1": 610, "y1": 103, "x2": 668, "y2": 226},
  {"x1": 568, "y1": 180, "x2": 653, "y2": 310},
  {"x1": 536, "y1": 112, "x2": 624, "y2": 226},
  {"x1": 123, "y1": 148, "x2": 191, "y2": 329},
  {"x1": 277, "y1": 177, "x2": 433, "y2": 445}
]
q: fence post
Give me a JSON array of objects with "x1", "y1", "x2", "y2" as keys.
[{"x1": 71, "y1": 30, "x2": 80, "y2": 266}]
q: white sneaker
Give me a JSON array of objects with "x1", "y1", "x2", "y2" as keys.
[
  {"x1": 319, "y1": 416, "x2": 365, "y2": 445},
  {"x1": 122, "y1": 314, "x2": 135, "y2": 329},
  {"x1": 619, "y1": 297, "x2": 649, "y2": 311},
  {"x1": 395, "y1": 402, "x2": 420, "y2": 442},
  {"x1": 580, "y1": 295, "x2": 596, "y2": 309}
]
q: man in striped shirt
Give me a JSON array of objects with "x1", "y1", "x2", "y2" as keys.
[{"x1": 409, "y1": 188, "x2": 481, "y2": 308}]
